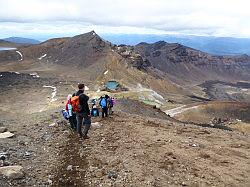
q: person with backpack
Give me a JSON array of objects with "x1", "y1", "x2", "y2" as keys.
[
  {"x1": 72, "y1": 83, "x2": 91, "y2": 139},
  {"x1": 99, "y1": 95, "x2": 108, "y2": 118},
  {"x1": 108, "y1": 97, "x2": 114, "y2": 115},
  {"x1": 91, "y1": 105, "x2": 99, "y2": 117},
  {"x1": 66, "y1": 94, "x2": 77, "y2": 130}
]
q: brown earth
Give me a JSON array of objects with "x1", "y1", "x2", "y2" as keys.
[
  {"x1": 1, "y1": 31, "x2": 250, "y2": 187},
  {"x1": 1, "y1": 107, "x2": 250, "y2": 187},
  {"x1": 1, "y1": 93, "x2": 250, "y2": 187}
]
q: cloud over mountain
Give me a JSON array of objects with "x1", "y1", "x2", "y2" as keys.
[{"x1": 0, "y1": 0, "x2": 249, "y2": 37}]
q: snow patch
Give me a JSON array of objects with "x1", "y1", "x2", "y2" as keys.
[
  {"x1": 14, "y1": 72, "x2": 20, "y2": 74},
  {"x1": 15, "y1": 51, "x2": 23, "y2": 61},
  {"x1": 92, "y1": 32, "x2": 96, "y2": 36},
  {"x1": 43, "y1": 85, "x2": 57, "y2": 102},
  {"x1": 38, "y1": 54, "x2": 47, "y2": 60},
  {"x1": 164, "y1": 105, "x2": 199, "y2": 117},
  {"x1": 104, "y1": 70, "x2": 108, "y2": 75},
  {"x1": 30, "y1": 72, "x2": 40, "y2": 78},
  {"x1": 136, "y1": 84, "x2": 165, "y2": 104},
  {"x1": 0, "y1": 75, "x2": 2, "y2": 77}
]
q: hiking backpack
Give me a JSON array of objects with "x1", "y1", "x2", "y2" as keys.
[
  {"x1": 71, "y1": 95, "x2": 82, "y2": 112},
  {"x1": 61, "y1": 109, "x2": 70, "y2": 120},
  {"x1": 100, "y1": 98, "x2": 107, "y2": 108},
  {"x1": 92, "y1": 109, "x2": 98, "y2": 117}
]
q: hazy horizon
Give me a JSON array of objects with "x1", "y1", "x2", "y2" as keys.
[{"x1": 0, "y1": 0, "x2": 249, "y2": 39}]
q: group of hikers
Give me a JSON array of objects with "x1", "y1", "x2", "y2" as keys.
[{"x1": 61, "y1": 83, "x2": 116, "y2": 139}]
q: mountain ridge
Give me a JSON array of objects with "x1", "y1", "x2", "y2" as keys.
[
  {"x1": 2, "y1": 37, "x2": 40, "y2": 45},
  {"x1": 101, "y1": 33, "x2": 250, "y2": 55}
]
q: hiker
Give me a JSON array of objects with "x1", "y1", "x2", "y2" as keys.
[
  {"x1": 108, "y1": 97, "x2": 114, "y2": 115},
  {"x1": 99, "y1": 95, "x2": 108, "y2": 118},
  {"x1": 91, "y1": 105, "x2": 99, "y2": 117},
  {"x1": 91, "y1": 98, "x2": 96, "y2": 108},
  {"x1": 72, "y1": 83, "x2": 91, "y2": 139},
  {"x1": 66, "y1": 94, "x2": 77, "y2": 130}
]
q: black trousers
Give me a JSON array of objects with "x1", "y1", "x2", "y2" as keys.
[
  {"x1": 102, "y1": 107, "x2": 108, "y2": 118},
  {"x1": 69, "y1": 113, "x2": 77, "y2": 130}
]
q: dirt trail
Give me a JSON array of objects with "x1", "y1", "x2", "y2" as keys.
[
  {"x1": 51, "y1": 133, "x2": 88, "y2": 187},
  {"x1": 49, "y1": 111, "x2": 250, "y2": 187}
]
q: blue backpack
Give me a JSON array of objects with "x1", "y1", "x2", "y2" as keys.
[
  {"x1": 61, "y1": 109, "x2": 69, "y2": 120},
  {"x1": 93, "y1": 109, "x2": 97, "y2": 117},
  {"x1": 100, "y1": 98, "x2": 107, "y2": 108}
]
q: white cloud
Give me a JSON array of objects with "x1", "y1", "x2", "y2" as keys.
[{"x1": 0, "y1": 0, "x2": 249, "y2": 38}]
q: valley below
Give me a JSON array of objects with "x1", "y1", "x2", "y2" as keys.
[{"x1": 0, "y1": 31, "x2": 250, "y2": 186}]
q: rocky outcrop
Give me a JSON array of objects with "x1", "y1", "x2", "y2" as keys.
[
  {"x1": 0, "y1": 132, "x2": 14, "y2": 139},
  {"x1": 0, "y1": 165, "x2": 24, "y2": 179},
  {"x1": 113, "y1": 45, "x2": 151, "y2": 71}
]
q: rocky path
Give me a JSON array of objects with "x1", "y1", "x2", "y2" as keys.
[
  {"x1": 51, "y1": 132, "x2": 88, "y2": 186},
  {"x1": 50, "y1": 111, "x2": 250, "y2": 187},
  {"x1": 1, "y1": 108, "x2": 250, "y2": 186}
]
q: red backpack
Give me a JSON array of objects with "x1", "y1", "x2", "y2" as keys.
[{"x1": 70, "y1": 94, "x2": 82, "y2": 112}]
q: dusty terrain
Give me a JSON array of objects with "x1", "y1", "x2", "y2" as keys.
[
  {"x1": 0, "y1": 72, "x2": 250, "y2": 187},
  {"x1": 1, "y1": 103, "x2": 250, "y2": 186},
  {"x1": 0, "y1": 31, "x2": 250, "y2": 186}
]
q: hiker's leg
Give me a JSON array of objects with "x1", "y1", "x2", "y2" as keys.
[
  {"x1": 83, "y1": 116, "x2": 91, "y2": 136},
  {"x1": 76, "y1": 113, "x2": 83, "y2": 136},
  {"x1": 102, "y1": 108, "x2": 105, "y2": 118},
  {"x1": 73, "y1": 113, "x2": 77, "y2": 129},
  {"x1": 105, "y1": 107, "x2": 108, "y2": 117},
  {"x1": 69, "y1": 116, "x2": 74, "y2": 129},
  {"x1": 108, "y1": 107, "x2": 110, "y2": 115}
]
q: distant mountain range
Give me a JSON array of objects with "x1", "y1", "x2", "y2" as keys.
[
  {"x1": 1, "y1": 31, "x2": 249, "y2": 86},
  {"x1": 2, "y1": 34, "x2": 250, "y2": 56},
  {"x1": 101, "y1": 34, "x2": 250, "y2": 56},
  {"x1": 2, "y1": 37, "x2": 40, "y2": 45}
]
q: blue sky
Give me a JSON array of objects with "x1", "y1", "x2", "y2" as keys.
[{"x1": 0, "y1": 0, "x2": 249, "y2": 40}]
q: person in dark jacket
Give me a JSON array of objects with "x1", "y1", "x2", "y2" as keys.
[
  {"x1": 99, "y1": 95, "x2": 108, "y2": 118},
  {"x1": 73, "y1": 83, "x2": 91, "y2": 139}
]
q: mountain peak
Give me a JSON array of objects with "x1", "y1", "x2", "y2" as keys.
[{"x1": 71, "y1": 30, "x2": 103, "y2": 42}]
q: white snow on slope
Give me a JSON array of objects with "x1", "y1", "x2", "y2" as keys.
[
  {"x1": 0, "y1": 75, "x2": 2, "y2": 77},
  {"x1": 165, "y1": 105, "x2": 199, "y2": 117},
  {"x1": 43, "y1": 85, "x2": 57, "y2": 102},
  {"x1": 136, "y1": 83, "x2": 165, "y2": 104},
  {"x1": 16, "y1": 51, "x2": 23, "y2": 61},
  {"x1": 14, "y1": 72, "x2": 20, "y2": 74},
  {"x1": 38, "y1": 54, "x2": 47, "y2": 60},
  {"x1": 104, "y1": 70, "x2": 108, "y2": 75},
  {"x1": 30, "y1": 72, "x2": 40, "y2": 78}
]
